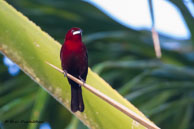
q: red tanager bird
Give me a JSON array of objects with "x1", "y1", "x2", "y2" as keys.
[{"x1": 60, "y1": 27, "x2": 88, "y2": 112}]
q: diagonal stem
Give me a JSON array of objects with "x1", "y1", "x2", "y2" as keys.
[
  {"x1": 46, "y1": 62, "x2": 160, "y2": 129},
  {"x1": 149, "y1": 0, "x2": 162, "y2": 58}
]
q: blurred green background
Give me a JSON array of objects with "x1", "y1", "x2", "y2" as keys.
[{"x1": 0, "y1": 0, "x2": 193, "y2": 129}]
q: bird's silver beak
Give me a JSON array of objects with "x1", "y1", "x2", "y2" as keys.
[{"x1": 73, "y1": 30, "x2": 82, "y2": 35}]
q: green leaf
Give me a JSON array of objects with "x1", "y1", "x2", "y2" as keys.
[
  {"x1": 0, "y1": 93, "x2": 35, "y2": 121},
  {"x1": 28, "y1": 88, "x2": 49, "y2": 129},
  {"x1": 66, "y1": 116, "x2": 79, "y2": 129}
]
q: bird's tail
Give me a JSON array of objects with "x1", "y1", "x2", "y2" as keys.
[{"x1": 68, "y1": 79, "x2": 84, "y2": 112}]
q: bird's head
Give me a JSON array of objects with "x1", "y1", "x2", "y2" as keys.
[{"x1": 65, "y1": 27, "x2": 82, "y2": 41}]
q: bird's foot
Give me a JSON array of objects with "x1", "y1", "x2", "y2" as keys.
[
  {"x1": 63, "y1": 70, "x2": 68, "y2": 77},
  {"x1": 79, "y1": 76, "x2": 85, "y2": 86}
]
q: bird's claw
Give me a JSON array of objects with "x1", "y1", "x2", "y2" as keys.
[
  {"x1": 79, "y1": 76, "x2": 85, "y2": 86},
  {"x1": 64, "y1": 70, "x2": 68, "y2": 77}
]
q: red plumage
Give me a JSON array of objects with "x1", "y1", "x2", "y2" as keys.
[{"x1": 60, "y1": 27, "x2": 88, "y2": 112}]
